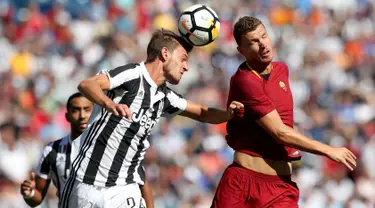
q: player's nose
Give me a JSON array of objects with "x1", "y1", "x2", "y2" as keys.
[
  {"x1": 183, "y1": 63, "x2": 189, "y2": 72},
  {"x1": 79, "y1": 110, "x2": 88, "y2": 119}
]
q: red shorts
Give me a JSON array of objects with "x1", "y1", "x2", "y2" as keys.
[{"x1": 211, "y1": 162, "x2": 299, "y2": 208}]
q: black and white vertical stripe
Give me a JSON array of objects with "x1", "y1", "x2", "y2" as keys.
[
  {"x1": 60, "y1": 62, "x2": 187, "y2": 208},
  {"x1": 35, "y1": 134, "x2": 72, "y2": 198}
]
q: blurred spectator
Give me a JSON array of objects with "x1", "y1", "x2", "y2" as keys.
[{"x1": 0, "y1": 122, "x2": 30, "y2": 184}]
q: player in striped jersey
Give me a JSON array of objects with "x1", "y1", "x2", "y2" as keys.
[
  {"x1": 60, "y1": 29, "x2": 243, "y2": 208},
  {"x1": 20, "y1": 93, "x2": 153, "y2": 208},
  {"x1": 20, "y1": 93, "x2": 93, "y2": 206}
]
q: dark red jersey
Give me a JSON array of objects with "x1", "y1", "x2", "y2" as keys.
[{"x1": 226, "y1": 61, "x2": 302, "y2": 161}]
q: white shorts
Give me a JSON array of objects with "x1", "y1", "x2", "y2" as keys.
[{"x1": 61, "y1": 180, "x2": 146, "y2": 208}]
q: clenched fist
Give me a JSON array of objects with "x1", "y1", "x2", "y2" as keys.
[
  {"x1": 228, "y1": 101, "x2": 244, "y2": 119},
  {"x1": 21, "y1": 172, "x2": 36, "y2": 198},
  {"x1": 105, "y1": 102, "x2": 131, "y2": 119}
]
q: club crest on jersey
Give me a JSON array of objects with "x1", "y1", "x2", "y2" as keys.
[
  {"x1": 138, "y1": 90, "x2": 144, "y2": 97},
  {"x1": 132, "y1": 109, "x2": 156, "y2": 132},
  {"x1": 279, "y1": 81, "x2": 287, "y2": 91}
]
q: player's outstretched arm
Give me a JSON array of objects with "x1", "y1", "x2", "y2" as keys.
[
  {"x1": 256, "y1": 110, "x2": 357, "y2": 171},
  {"x1": 78, "y1": 74, "x2": 130, "y2": 118},
  {"x1": 180, "y1": 100, "x2": 244, "y2": 124},
  {"x1": 140, "y1": 177, "x2": 154, "y2": 208},
  {"x1": 20, "y1": 172, "x2": 51, "y2": 207}
]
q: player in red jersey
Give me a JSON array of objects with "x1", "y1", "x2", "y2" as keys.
[{"x1": 211, "y1": 16, "x2": 357, "y2": 208}]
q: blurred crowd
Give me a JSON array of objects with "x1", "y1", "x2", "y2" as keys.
[{"x1": 0, "y1": 0, "x2": 374, "y2": 207}]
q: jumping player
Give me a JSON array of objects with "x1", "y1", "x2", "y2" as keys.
[
  {"x1": 211, "y1": 16, "x2": 357, "y2": 208},
  {"x1": 59, "y1": 29, "x2": 243, "y2": 208}
]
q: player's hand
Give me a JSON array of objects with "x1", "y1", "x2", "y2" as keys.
[
  {"x1": 20, "y1": 172, "x2": 36, "y2": 197},
  {"x1": 228, "y1": 101, "x2": 244, "y2": 119},
  {"x1": 105, "y1": 102, "x2": 131, "y2": 119},
  {"x1": 326, "y1": 147, "x2": 357, "y2": 171}
]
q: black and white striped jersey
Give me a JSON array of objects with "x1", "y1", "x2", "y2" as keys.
[
  {"x1": 70, "y1": 62, "x2": 187, "y2": 187},
  {"x1": 36, "y1": 134, "x2": 80, "y2": 197}
]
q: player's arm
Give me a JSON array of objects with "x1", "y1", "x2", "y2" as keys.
[
  {"x1": 21, "y1": 144, "x2": 54, "y2": 207},
  {"x1": 180, "y1": 100, "x2": 244, "y2": 124},
  {"x1": 21, "y1": 172, "x2": 51, "y2": 207},
  {"x1": 140, "y1": 177, "x2": 154, "y2": 208},
  {"x1": 78, "y1": 67, "x2": 138, "y2": 118},
  {"x1": 256, "y1": 110, "x2": 356, "y2": 170},
  {"x1": 77, "y1": 74, "x2": 112, "y2": 108},
  {"x1": 236, "y1": 74, "x2": 356, "y2": 170}
]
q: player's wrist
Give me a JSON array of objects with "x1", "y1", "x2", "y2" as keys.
[
  {"x1": 103, "y1": 99, "x2": 115, "y2": 109},
  {"x1": 23, "y1": 189, "x2": 35, "y2": 199}
]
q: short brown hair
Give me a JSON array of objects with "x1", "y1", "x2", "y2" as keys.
[
  {"x1": 233, "y1": 16, "x2": 263, "y2": 45},
  {"x1": 66, "y1": 92, "x2": 85, "y2": 111},
  {"x1": 146, "y1": 29, "x2": 193, "y2": 62}
]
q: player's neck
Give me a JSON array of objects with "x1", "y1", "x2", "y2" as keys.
[
  {"x1": 71, "y1": 130, "x2": 80, "y2": 141},
  {"x1": 145, "y1": 61, "x2": 166, "y2": 87},
  {"x1": 247, "y1": 61, "x2": 272, "y2": 75}
]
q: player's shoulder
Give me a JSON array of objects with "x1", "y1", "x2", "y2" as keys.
[
  {"x1": 108, "y1": 63, "x2": 140, "y2": 77},
  {"x1": 45, "y1": 136, "x2": 66, "y2": 152},
  {"x1": 272, "y1": 62, "x2": 289, "y2": 74},
  {"x1": 158, "y1": 83, "x2": 183, "y2": 98},
  {"x1": 41, "y1": 138, "x2": 61, "y2": 157},
  {"x1": 231, "y1": 62, "x2": 258, "y2": 83},
  {"x1": 114, "y1": 63, "x2": 140, "y2": 71}
]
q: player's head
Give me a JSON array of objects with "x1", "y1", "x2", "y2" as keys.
[
  {"x1": 234, "y1": 16, "x2": 273, "y2": 65},
  {"x1": 146, "y1": 29, "x2": 193, "y2": 85},
  {"x1": 65, "y1": 93, "x2": 93, "y2": 134}
]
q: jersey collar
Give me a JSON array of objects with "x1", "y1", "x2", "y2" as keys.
[
  {"x1": 140, "y1": 62, "x2": 157, "y2": 88},
  {"x1": 246, "y1": 62, "x2": 273, "y2": 80},
  {"x1": 67, "y1": 134, "x2": 72, "y2": 144},
  {"x1": 246, "y1": 62, "x2": 262, "y2": 79}
]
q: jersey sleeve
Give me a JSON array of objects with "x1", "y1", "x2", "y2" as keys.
[
  {"x1": 161, "y1": 87, "x2": 187, "y2": 118},
  {"x1": 100, "y1": 64, "x2": 140, "y2": 90},
  {"x1": 35, "y1": 143, "x2": 53, "y2": 180},
  {"x1": 233, "y1": 74, "x2": 275, "y2": 120}
]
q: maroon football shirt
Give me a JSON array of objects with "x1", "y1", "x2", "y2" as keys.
[{"x1": 226, "y1": 61, "x2": 302, "y2": 161}]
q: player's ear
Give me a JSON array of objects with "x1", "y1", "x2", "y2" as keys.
[
  {"x1": 160, "y1": 47, "x2": 170, "y2": 62},
  {"x1": 237, "y1": 45, "x2": 247, "y2": 57},
  {"x1": 65, "y1": 112, "x2": 71, "y2": 122},
  {"x1": 237, "y1": 46, "x2": 243, "y2": 55}
]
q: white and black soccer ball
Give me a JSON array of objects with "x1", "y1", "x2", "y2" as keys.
[{"x1": 178, "y1": 4, "x2": 220, "y2": 46}]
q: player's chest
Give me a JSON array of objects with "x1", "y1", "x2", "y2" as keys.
[
  {"x1": 128, "y1": 90, "x2": 165, "y2": 131},
  {"x1": 129, "y1": 88, "x2": 165, "y2": 111},
  {"x1": 54, "y1": 149, "x2": 72, "y2": 181},
  {"x1": 263, "y1": 76, "x2": 293, "y2": 109}
]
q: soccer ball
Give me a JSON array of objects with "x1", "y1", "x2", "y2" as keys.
[{"x1": 178, "y1": 4, "x2": 220, "y2": 46}]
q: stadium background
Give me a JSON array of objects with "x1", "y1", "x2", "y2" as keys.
[{"x1": 0, "y1": 0, "x2": 374, "y2": 207}]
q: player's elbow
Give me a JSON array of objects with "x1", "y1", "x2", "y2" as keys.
[
  {"x1": 274, "y1": 125, "x2": 294, "y2": 145},
  {"x1": 25, "y1": 199, "x2": 42, "y2": 207},
  {"x1": 77, "y1": 80, "x2": 89, "y2": 93}
]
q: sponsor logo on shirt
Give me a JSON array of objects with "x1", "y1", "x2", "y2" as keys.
[{"x1": 132, "y1": 109, "x2": 157, "y2": 133}]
